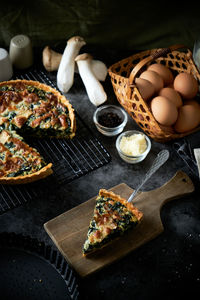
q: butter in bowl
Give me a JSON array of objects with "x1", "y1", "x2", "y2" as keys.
[{"x1": 116, "y1": 130, "x2": 151, "y2": 163}]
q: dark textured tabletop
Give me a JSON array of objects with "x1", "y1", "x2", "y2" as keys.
[{"x1": 0, "y1": 60, "x2": 200, "y2": 300}]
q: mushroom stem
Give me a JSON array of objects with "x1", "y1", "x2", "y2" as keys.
[
  {"x1": 75, "y1": 53, "x2": 107, "y2": 106},
  {"x1": 57, "y1": 36, "x2": 86, "y2": 93},
  {"x1": 90, "y1": 60, "x2": 107, "y2": 81},
  {"x1": 75, "y1": 59, "x2": 107, "y2": 81},
  {"x1": 43, "y1": 46, "x2": 107, "y2": 81},
  {"x1": 42, "y1": 46, "x2": 62, "y2": 72}
]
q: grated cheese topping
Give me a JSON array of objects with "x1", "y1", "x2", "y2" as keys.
[{"x1": 119, "y1": 134, "x2": 147, "y2": 156}]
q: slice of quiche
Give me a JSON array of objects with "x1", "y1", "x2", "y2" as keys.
[
  {"x1": 0, "y1": 79, "x2": 76, "y2": 184},
  {"x1": 0, "y1": 129, "x2": 52, "y2": 184},
  {"x1": 82, "y1": 189, "x2": 143, "y2": 256}
]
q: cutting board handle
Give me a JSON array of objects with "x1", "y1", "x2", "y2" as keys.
[{"x1": 138, "y1": 170, "x2": 195, "y2": 209}]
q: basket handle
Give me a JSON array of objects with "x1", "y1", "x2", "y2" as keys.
[{"x1": 128, "y1": 44, "x2": 186, "y2": 85}]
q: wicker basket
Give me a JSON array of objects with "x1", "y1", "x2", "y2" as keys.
[{"x1": 108, "y1": 44, "x2": 200, "y2": 142}]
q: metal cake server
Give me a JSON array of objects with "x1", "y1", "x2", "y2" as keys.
[{"x1": 127, "y1": 149, "x2": 170, "y2": 202}]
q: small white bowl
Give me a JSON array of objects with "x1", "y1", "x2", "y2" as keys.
[
  {"x1": 116, "y1": 130, "x2": 151, "y2": 164},
  {"x1": 93, "y1": 105, "x2": 128, "y2": 136}
]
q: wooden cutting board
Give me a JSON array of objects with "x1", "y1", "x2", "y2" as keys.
[{"x1": 44, "y1": 171, "x2": 194, "y2": 277}]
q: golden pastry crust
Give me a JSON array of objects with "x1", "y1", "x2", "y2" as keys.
[
  {"x1": 0, "y1": 79, "x2": 76, "y2": 138},
  {"x1": 99, "y1": 189, "x2": 143, "y2": 221},
  {"x1": 0, "y1": 79, "x2": 76, "y2": 184},
  {"x1": 0, "y1": 163, "x2": 53, "y2": 185},
  {"x1": 83, "y1": 189, "x2": 143, "y2": 256}
]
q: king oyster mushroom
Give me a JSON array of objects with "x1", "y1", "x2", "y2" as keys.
[
  {"x1": 75, "y1": 53, "x2": 107, "y2": 106},
  {"x1": 57, "y1": 36, "x2": 86, "y2": 93},
  {"x1": 88, "y1": 59, "x2": 107, "y2": 81},
  {"x1": 43, "y1": 46, "x2": 107, "y2": 81},
  {"x1": 42, "y1": 46, "x2": 62, "y2": 72}
]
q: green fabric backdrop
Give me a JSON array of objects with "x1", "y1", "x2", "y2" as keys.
[{"x1": 1, "y1": 1, "x2": 200, "y2": 53}]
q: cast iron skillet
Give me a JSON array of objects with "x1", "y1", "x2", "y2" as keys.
[{"x1": 0, "y1": 232, "x2": 79, "y2": 300}]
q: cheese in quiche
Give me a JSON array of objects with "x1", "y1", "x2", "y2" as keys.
[
  {"x1": 0, "y1": 80, "x2": 75, "y2": 138},
  {"x1": 83, "y1": 189, "x2": 143, "y2": 256},
  {"x1": 0, "y1": 129, "x2": 49, "y2": 178},
  {"x1": 0, "y1": 79, "x2": 76, "y2": 184}
]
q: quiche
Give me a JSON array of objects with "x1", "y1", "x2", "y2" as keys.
[
  {"x1": 0, "y1": 79, "x2": 76, "y2": 184},
  {"x1": 82, "y1": 189, "x2": 143, "y2": 256}
]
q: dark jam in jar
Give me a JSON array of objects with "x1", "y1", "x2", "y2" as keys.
[{"x1": 98, "y1": 112, "x2": 122, "y2": 128}]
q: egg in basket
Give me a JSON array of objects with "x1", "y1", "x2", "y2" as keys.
[{"x1": 108, "y1": 44, "x2": 200, "y2": 142}]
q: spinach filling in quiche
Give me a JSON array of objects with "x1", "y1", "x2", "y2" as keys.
[
  {"x1": 0, "y1": 79, "x2": 76, "y2": 184},
  {"x1": 83, "y1": 189, "x2": 143, "y2": 256},
  {"x1": 0, "y1": 129, "x2": 47, "y2": 178}
]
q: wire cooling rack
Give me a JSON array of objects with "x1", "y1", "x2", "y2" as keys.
[{"x1": 0, "y1": 68, "x2": 111, "y2": 214}]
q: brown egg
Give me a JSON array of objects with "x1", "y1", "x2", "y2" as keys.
[
  {"x1": 140, "y1": 70, "x2": 164, "y2": 93},
  {"x1": 148, "y1": 63, "x2": 174, "y2": 86},
  {"x1": 158, "y1": 87, "x2": 182, "y2": 108},
  {"x1": 182, "y1": 99, "x2": 200, "y2": 123},
  {"x1": 174, "y1": 103, "x2": 200, "y2": 133},
  {"x1": 135, "y1": 77, "x2": 155, "y2": 101},
  {"x1": 151, "y1": 96, "x2": 178, "y2": 126},
  {"x1": 174, "y1": 72, "x2": 199, "y2": 99},
  {"x1": 184, "y1": 99, "x2": 200, "y2": 110}
]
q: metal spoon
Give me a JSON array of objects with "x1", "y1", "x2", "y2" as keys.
[{"x1": 127, "y1": 149, "x2": 170, "y2": 202}]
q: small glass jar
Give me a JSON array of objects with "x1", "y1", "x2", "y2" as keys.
[
  {"x1": 93, "y1": 105, "x2": 128, "y2": 136},
  {"x1": 116, "y1": 130, "x2": 151, "y2": 163}
]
